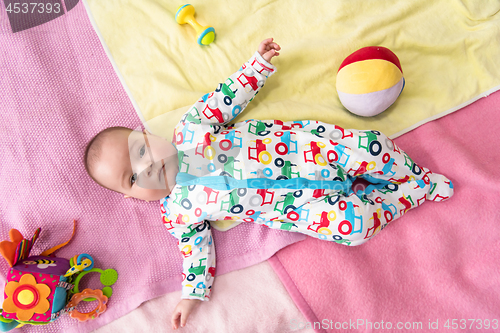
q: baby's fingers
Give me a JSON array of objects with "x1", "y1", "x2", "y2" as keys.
[
  {"x1": 262, "y1": 49, "x2": 278, "y2": 62},
  {"x1": 180, "y1": 311, "x2": 188, "y2": 328},
  {"x1": 269, "y1": 42, "x2": 281, "y2": 51},
  {"x1": 263, "y1": 48, "x2": 274, "y2": 55},
  {"x1": 171, "y1": 310, "x2": 181, "y2": 330},
  {"x1": 259, "y1": 38, "x2": 273, "y2": 52}
]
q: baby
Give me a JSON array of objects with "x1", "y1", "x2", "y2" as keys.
[{"x1": 84, "y1": 38, "x2": 454, "y2": 329}]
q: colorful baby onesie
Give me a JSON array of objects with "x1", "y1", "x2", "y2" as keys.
[{"x1": 160, "y1": 52, "x2": 454, "y2": 301}]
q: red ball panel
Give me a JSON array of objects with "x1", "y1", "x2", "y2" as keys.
[{"x1": 338, "y1": 46, "x2": 402, "y2": 73}]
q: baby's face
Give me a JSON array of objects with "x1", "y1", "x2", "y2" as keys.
[{"x1": 92, "y1": 129, "x2": 178, "y2": 201}]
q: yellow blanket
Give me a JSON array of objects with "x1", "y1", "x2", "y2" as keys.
[{"x1": 83, "y1": 0, "x2": 500, "y2": 230}]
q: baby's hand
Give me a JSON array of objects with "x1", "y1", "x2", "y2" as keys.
[
  {"x1": 171, "y1": 299, "x2": 201, "y2": 329},
  {"x1": 258, "y1": 38, "x2": 281, "y2": 63}
]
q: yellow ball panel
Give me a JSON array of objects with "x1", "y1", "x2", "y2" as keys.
[{"x1": 337, "y1": 59, "x2": 403, "y2": 95}]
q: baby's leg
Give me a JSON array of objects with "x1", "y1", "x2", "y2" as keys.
[
  {"x1": 324, "y1": 126, "x2": 454, "y2": 201},
  {"x1": 327, "y1": 126, "x2": 429, "y2": 183},
  {"x1": 279, "y1": 178, "x2": 452, "y2": 246}
]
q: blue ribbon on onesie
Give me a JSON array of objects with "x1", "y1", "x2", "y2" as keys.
[{"x1": 175, "y1": 172, "x2": 354, "y2": 192}]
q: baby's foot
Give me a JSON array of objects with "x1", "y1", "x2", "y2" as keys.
[{"x1": 424, "y1": 172, "x2": 454, "y2": 202}]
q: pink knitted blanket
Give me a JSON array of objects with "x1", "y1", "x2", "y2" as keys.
[
  {"x1": 0, "y1": 2, "x2": 304, "y2": 332},
  {"x1": 269, "y1": 90, "x2": 500, "y2": 333}
]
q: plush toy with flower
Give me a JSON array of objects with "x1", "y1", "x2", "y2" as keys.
[{"x1": 0, "y1": 222, "x2": 117, "y2": 331}]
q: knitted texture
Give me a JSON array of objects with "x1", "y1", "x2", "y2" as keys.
[{"x1": 0, "y1": 2, "x2": 304, "y2": 332}]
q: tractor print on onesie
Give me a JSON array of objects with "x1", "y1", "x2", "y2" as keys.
[
  {"x1": 329, "y1": 125, "x2": 354, "y2": 141},
  {"x1": 304, "y1": 141, "x2": 329, "y2": 167},
  {"x1": 220, "y1": 188, "x2": 248, "y2": 215},
  {"x1": 248, "y1": 138, "x2": 273, "y2": 165},
  {"x1": 175, "y1": 122, "x2": 195, "y2": 145},
  {"x1": 245, "y1": 189, "x2": 275, "y2": 209},
  {"x1": 274, "y1": 192, "x2": 300, "y2": 216},
  {"x1": 248, "y1": 120, "x2": 273, "y2": 137},
  {"x1": 326, "y1": 141, "x2": 351, "y2": 170},
  {"x1": 196, "y1": 132, "x2": 217, "y2": 161},
  {"x1": 275, "y1": 159, "x2": 300, "y2": 180},
  {"x1": 180, "y1": 106, "x2": 202, "y2": 125},
  {"x1": 214, "y1": 79, "x2": 249, "y2": 122},
  {"x1": 183, "y1": 258, "x2": 215, "y2": 299},
  {"x1": 218, "y1": 156, "x2": 243, "y2": 179},
  {"x1": 238, "y1": 63, "x2": 266, "y2": 93},
  {"x1": 358, "y1": 130, "x2": 383, "y2": 156},
  {"x1": 275, "y1": 131, "x2": 298, "y2": 156},
  {"x1": 200, "y1": 92, "x2": 226, "y2": 124},
  {"x1": 218, "y1": 128, "x2": 242, "y2": 153},
  {"x1": 304, "y1": 197, "x2": 364, "y2": 245},
  {"x1": 177, "y1": 150, "x2": 190, "y2": 173}
]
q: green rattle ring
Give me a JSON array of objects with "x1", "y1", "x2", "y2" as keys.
[{"x1": 70, "y1": 257, "x2": 118, "y2": 302}]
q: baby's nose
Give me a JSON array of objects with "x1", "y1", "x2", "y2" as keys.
[
  {"x1": 138, "y1": 162, "x2": 153, "y2": 178},
  {"x1": 144, "y1": 161, "x2": 163, "y2": 178}
]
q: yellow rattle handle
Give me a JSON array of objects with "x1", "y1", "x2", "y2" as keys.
[{"x1": 175, "y1": 4, "x2": 215, "y2": 46}]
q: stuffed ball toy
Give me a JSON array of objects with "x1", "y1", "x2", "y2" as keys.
[{"x1": 336, "y1": 46, "x2": 404, "y2": 117}]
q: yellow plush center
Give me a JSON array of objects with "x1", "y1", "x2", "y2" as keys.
[{"x1": 18, "y1": 290, "x2": 35, "y2": 305}]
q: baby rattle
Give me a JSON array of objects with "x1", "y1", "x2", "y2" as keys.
[{"x1": 175, "y1": 4, "x2": 215, "y2": 46}]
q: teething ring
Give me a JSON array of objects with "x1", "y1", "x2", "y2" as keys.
[{"x1": 68, "y1": 289, "x2": 108, "y2": 322}]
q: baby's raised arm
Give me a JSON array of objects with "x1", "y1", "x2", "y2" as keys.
[{"x1": 175, "y1": 38, "x2": 280, "y2": 132}]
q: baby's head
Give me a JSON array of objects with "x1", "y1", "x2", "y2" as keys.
[{"x1": 84, "y1": 126, "x2": 178, "y2": 201}]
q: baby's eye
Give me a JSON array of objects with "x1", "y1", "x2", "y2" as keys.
[
  {"x1": 139, "y1": 145, "x2": 146, "y2": 158},
  {"x1": 130, "y1": 173, "x2": 138, "y2": 186}
]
